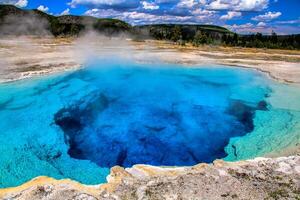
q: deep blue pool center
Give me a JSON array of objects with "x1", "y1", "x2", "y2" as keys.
[
  {"x1": 5, "y1": 59, "x2": 294, "y2": 188},
  {"x1": 53, "y1": 63, "x2": 270, "y2": 168}
]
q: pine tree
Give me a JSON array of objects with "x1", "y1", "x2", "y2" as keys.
[
  {"x1": 171, "y1": 25, "x2": 182, "y2": 42},
  {"x1": 271, "y1": 30, "x2": 278, "y2": 44},
  {"x1": 193, "y1": 31, "x2": 208, "y2": 46}
]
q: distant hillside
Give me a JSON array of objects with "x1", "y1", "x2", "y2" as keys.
[
  {"x1": 0, "y1": 5, "x2": 231, "y2": 38},
  {"x1": 0, "y1": 5, "x2": 132, "y2": 36},
  {"x1": 135, "y1": 24, "x2": 233, "y2": 42}
]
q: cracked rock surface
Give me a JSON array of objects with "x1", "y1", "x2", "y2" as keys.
[{"x1": 1, "y1": 156, "x2": 299, "y2": 200}]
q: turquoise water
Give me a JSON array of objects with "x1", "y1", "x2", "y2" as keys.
[{"x1": 0, "y1": 59, "x2": 300, "y2": 188}]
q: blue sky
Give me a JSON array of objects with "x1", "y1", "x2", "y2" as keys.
[{"x1": 1, "y1": 0, "x2": 300, "y2": 34}]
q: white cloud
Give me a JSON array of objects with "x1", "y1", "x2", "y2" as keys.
[
  {"x1": 236, "y1": 0, "x2": 269, "y2": 11},
  {"x1": 142, "y1": 1, "x2": 159, "y2": 10},
  {"x1": 60, "y1": 8, "x2": 71, "y2": 15},
  {"x1": 1, "y1": 0, "x2": 28, "y2": 7},
  {"x1": 257, "y1": 22, "x2": 266, "y2": 27},
  {"x1": 191, "y1": 8, "x2": 215, "y2": 15},
  {"x1": 15, "y1": 0, "x2": 27, "y2": 7},
  {"x1": 154, "y1": 0, "x2": 177, "y2": 3},
  {"x1": 220, "y1": 11, "x2": 241, "y2": 20},
  {"x1": 275, "y1": 18, "x2": 300, "y2": 24},
  {"x1": 232, "y1": 22, "x2": 254, "y2": 29},
  {"x1": 208, "y1": 0, "x2": 269, "y2": 11},
  {"x1": 252, "y1": 11, "x2": 281, "y2": 21},
  {"x1": 68, "y1": 0, "x2": 140, "y2": 9},
  {"x1": 207, "y1": 0, "x2": 230, "y2": 10},
  {"x1": 37, "y1": 5, "x2": 49, "y2": 12},
  {"x1": 85, "y1": 7, "x2": 218, "y2": 25},
  {"x1": 177, "y1": 0, "x2": 198, "y2": 8},
  {"x1": 85, "y1": 8, "x2": 100, "y2": 16},
  {"x1": 199, "y1": 0, "x2": 207, "y2": 5}
]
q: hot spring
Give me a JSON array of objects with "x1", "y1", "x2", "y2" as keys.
[{"x1": 0, "y1": 59, "x2": 300, "y2": 188}]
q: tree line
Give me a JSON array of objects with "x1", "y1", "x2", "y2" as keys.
[{"x1": 146, "y1": 25, "x2": 300, "y2": 50}]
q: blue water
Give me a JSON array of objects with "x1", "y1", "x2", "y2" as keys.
[{"x1": 0, "y1": 59, "x2": 299, "y2": 188}]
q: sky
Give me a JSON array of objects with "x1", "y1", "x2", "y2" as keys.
[{"x1": 1, "y1": 0, "x2": 300, "y2": 34}]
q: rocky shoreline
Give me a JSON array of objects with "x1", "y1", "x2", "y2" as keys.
[{"x1": 1, "y1": 156, "x2": 299, "y2": 200}]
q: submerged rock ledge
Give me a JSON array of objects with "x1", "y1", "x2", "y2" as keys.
[{"x1": 1, "y1": 156, "x2": 299, "y2": 200}]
